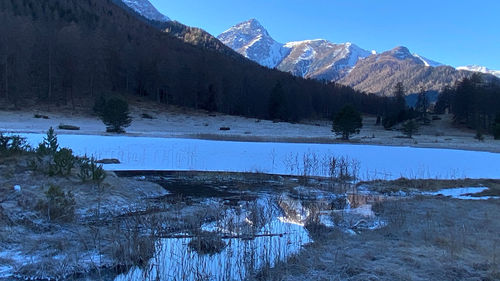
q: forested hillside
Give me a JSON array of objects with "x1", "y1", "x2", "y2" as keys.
[
  {"x1": 110, "y1": 0, "x2": 240, "y2": 58},
  {"x1": 436, "y1": 74, "x2": 500, "y2": 136},
  {"x1": 0, "y1": 0, "x2": 388, "y2": 121}
]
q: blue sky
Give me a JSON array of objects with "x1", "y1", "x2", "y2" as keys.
[{"x1": 150, "y1": 0, "x2": 500, "y2": 69}]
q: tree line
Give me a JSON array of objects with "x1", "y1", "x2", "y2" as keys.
[
  {"x1": 436, "y1": 74, "x2": 500, "y2": 138},
  {"x1": 1, "y1": 0, "x2": 403, "y2": 122}
]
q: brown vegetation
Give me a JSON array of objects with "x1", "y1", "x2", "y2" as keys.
[{"x1": 258, "y1": 197, "x2": 500, "y2": 281}]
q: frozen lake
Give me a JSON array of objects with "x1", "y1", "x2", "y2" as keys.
[{"x1": 21, "y1": 134, "x2": 500, "y2": 180}]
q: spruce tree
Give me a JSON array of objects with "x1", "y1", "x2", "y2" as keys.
[
  {"x1": 38, "y1": 127, "x2": 59, "y2": 155},
  {"x1": 415, "y1": 87, "x2": 429, "y2": 121},
  {"x1": 99, "y1": 98, "x2": 132, "y2": 133},
  {"x1": 332, "y1": 105, "x2": 363, "y2": 140}
]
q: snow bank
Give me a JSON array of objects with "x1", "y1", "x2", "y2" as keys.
[{"x1": 20, "y1": 134, "x2": 500, "y2": 180}]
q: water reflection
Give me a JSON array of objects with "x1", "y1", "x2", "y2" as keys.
[{"x1": 115, "y1": 177, "x2": 385, "y2": 281}]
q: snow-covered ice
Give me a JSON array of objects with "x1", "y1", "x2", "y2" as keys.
[{"x1": 20, "y1": 134, "x2": 500, "y2": 180}]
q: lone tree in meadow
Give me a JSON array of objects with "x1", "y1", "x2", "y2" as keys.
[
  {"x1": 98, "y1": 98, "x2": 132, "y2": 133},
  {"x1": 332, "y1": 105, "x2": 363, "y2": 140},
  {"x1": 402, "y1": 119, "x2": 419, "y2": 138}
]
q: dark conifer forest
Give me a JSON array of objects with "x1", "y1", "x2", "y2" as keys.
[
  {"x1": 0, "y1": 0, "x2": 393, "y2": 121},
  {"x1": 436, "y1": 73, "x2": 500, "y2": 134}
]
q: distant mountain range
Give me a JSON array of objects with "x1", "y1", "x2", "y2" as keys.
[
  {"x1": 218, "y1": 19, "x2": 499, "y2": 95},
  {"x1": 119, "y1": 1, "x2": 499, "y2": 95},
  {"x1": 456, "y1": 65, "x2": 500, "y2": 78},
  {"x1": 337, "y1": 46, "x2": 471, "y2": 95},
  {"x1": 217, "y1": 19, "x2": 374, "y2": 81}
]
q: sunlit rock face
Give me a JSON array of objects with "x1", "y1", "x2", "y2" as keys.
[
  {"x1": 218, "y1": 19, "x2": 290, "y2": 68},
  {"x1": 218, "y1": 19, "x2": 371, "y2": 80}
]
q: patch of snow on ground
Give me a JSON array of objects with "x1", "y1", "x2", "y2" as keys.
[
  {"x1": 426, "y1": 187, "x2": 499, "y2": 200},
  {"x1": 413, "y1": 54, "x2": 443, "y2": 67}
]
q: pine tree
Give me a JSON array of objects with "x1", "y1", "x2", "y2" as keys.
[
  {"x1": 332, "y1": 105, "x2": 363, "y2": 140},
  {"x1": 383, "y1": 82, "x2": 409, "y2": 129},
  {"x1": 99, "y1": 98, "x2": 132, "y2": 133},
  {"x1": 394, "y1": 82, "x2": 407, "y2": 115},
  {"x1": 415, "y1": 87, "x2": 429, "y2": 121},
  {"x1": 38, "y1": 127, "x2": 59, "y2": 155}
]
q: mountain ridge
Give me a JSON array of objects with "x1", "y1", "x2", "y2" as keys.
[
  {"x1": 217, "y1": 19, "x2": 289, "y2": 68},
  {"x1": 113, "y1": 0, "x2": 241, "y2": 59},
  {"x1": 218, "y1": 19, "x2": 374, "y2": 82},
  {"x1": 338, "y1": 46, "x2": 472, "y2": 95},
  {"x1": 121, "y1": 0, "x2": 170, "y2": 22},
  {"x1": 219, "y1": 19, "x2": 498, "y2": 95}
]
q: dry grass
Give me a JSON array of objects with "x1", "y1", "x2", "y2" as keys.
[
  {"x1": 0, "y1": 153, "x2": 169, "y2": 280},
  {"x1": 2, "y1": 102, "x2": 500, "y2": 153},
  {"x1": 259, "y1": 197, "x2": 500, "y2": 281}
]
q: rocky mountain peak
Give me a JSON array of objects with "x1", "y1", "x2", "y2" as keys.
[
  {"x1": 218, "y1": 19, "x2": 272, "y2": 50},
  {"x1": 218, "y1": 19, "x2": 288, "y2": 68},
  {"x1": 387, "y1": 46, "x2": 413, "y2": 60},
  {"x1": 121, "y1": 0, "x2": 170, "y2": 22}
]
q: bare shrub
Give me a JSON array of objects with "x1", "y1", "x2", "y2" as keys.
[
  {"x1": 111, "y1": 217, "x2": 157, "y2": 268},
  {"x1": 188, "y1": 232, "x2": 227, "y2": 255},
  {"x1": 284, "y1": 152, "x2": 360, "y2": 181},
  {"x1": 36, "y1": 185, "x2": 76, "y2": 222}
]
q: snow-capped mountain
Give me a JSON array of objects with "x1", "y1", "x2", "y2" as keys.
[
  {"x1": 217, "y1": 19, "x2": 289, "y2": 68},
  {"x1": 279, "y1": 40, "x2": 372, "y2": 80},
  {"x1": 457, "y1": 65, "x2": 500, "y2": 78},
  {"x1": 218, "y1": 19, "x2": 371, "y2": 80},
  {"x1": 200, "y1": 18, "x2": 500, "y2": 86},
  {"x1": 218, "y1": 20, "x2": 488, "y2": 94},
  {"x1": 121, "y1": 0, "x2": 170, "y2": 22}
]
